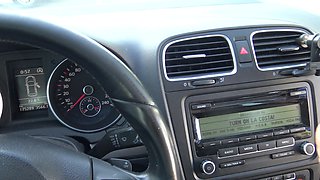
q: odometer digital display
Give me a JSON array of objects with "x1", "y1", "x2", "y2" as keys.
[
  {"x1": 15, "y1": 67, "x2": 48, "y2": 112},
  {"x1": 47, "y1": 59, "x2": 120, "y2": 132}
]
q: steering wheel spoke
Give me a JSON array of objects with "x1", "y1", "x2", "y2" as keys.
[{"x1": 0, "y1": 135, "x2": 135, "y2": 180}]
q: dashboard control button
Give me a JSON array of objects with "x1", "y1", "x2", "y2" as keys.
[
  {"x1": 191, "y1": 103, "x2": 212, "y2": 110},
  {"x1": 272, "y1": 175, "x2": 283, "y2": 180},
  {"x1": 235, "y1": 40, "x2": 253, "y2": 63},
  {"x1": 222, "y1": 138, "x2": 239, "y2": 145},
  {"x1": 257, "y1": 178, "x2": 272, "y2": 180},
  {"x1": 239, "y1": 135, "x2": 256, "y2": 142},
  {"x1": 257, "y1": 132, "x2": 273, "y2": 139},
  {"x1": 203, "y1": 141, "x2": 221, "y2": 147},
  {"x1": 108, "y1": 158, "x2": 132, "y2": 171},
  {"x1": 239, "y1": 144, "x2": 257, "y2": 154},
  {"x1": 283, "y1": 172, "x2": 296, "y2": 180},
  {"x1": 218, "y1": 147, "x2": 238, "y2": 157},
  {"x1": 290, "y1": 90, "x2": 307, "y2": 96},
  {"x1": 276, "y1": 137, "x2": 294, "y2": 147},
  {"x1": 116, "y1": 117, "x2": 126, "y2": 126},
  {"x1": 295, "y1": 169, "x2": 310, "y2": 179},
  {"x1": 274, "y1": 129, "x2": 290, "y2": 136},
  {"x1": 300, "y1": 142, "x2": 315, "y2": 156},
  {"x1": 219, "y1": 160, "x2": 245, "y2": 168},
  {"x1": 271, "y1": 151, "x2": 295, "y2": 159},
  {"x1": 258, "y1": 141, "x2": 276, "y2": 151},
  {"x1": 201, "y1": 160, "x2": 216, "y2": 175},
  {"x1": 191, "y1": 79, "x2": 216, "y2": 87},
  {"x1": 290, "y1": 127, "x2": 306, "y2": 133}
]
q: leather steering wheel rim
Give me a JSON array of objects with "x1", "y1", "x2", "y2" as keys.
[{"x1": 0, "y1": 14, "x2": 182, "y2": 179}]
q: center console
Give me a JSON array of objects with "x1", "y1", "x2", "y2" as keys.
[{"x1": 185, "y1": 83, "x2": 315, "y2": 178}]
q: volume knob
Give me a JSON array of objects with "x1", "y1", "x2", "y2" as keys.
[
  {"x1": 201, "y1": 160, "x2": 216, "y2": 175},
  {"x1": 301, "y1": 142, "x2": 315, "y2": 156}
]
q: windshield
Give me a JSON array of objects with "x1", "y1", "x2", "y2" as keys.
[
  {"x1": 1, "y1": 0, "x2": 319, "y2": 16},
  {"x1": 0, "y1": 0, "x2": 260, "y2": 13}
]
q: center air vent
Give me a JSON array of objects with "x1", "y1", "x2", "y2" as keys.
[
  {"x1": 163, "y1": 35, "x2": 236, "y2": 81},
  {"x1": 252, "y1": 29, "x2": 311, "y2": 71}
]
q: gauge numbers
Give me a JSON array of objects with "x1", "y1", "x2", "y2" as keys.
[{"x1": 47, "y1": 59, "x2": 120, "y2": 132}]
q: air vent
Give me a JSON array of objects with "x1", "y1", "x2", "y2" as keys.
[
  {"x1": 163, "y1": 35, "x2": 236, "y2": 81},
  {"x1": 252, "y1": 29, "x2": 311, "y2": 71}
]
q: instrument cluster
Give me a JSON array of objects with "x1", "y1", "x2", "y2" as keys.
[{"x1": 3, "y1": 51, "x2": 121, "y2": 133}]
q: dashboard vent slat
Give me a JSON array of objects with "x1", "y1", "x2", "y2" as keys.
[
  {"x1": 165, "y1": 53, "x2": 231, "y2": 62},
  {"x1": 165, "y1": 46, "x2": 229, "y2": 56},
  {"x1": 252, "y1": 30, "x2": 311, "y2": 70},
  {"x1": 256, "y1": 50, "x2": 310, "y2": 59},
  {"x1": 166, "y1": 58, "x2": 233, "y2": 69},
  {"x1": 167, "y1": 65, "x2": 234, "y2": 76},
  {"x1": 164, "y1": 35, "x2": 236, "y2": 81},
  {"x1": 168, "y1": 40, "x2": 226, "y2": 48},
  {"x1": 253, "y1": 33, "x2": 299, "y2": 41}
]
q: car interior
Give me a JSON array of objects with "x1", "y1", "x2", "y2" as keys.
[{"x1": 0, "y1": 0, "x2": 319, "y2": 179}]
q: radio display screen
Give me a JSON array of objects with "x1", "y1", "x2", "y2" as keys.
[{"x1": 198, "y1": 104, "x2": 302, "y2": 140}]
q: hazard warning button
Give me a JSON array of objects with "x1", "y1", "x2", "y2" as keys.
[
  {"x1": 240, "y1": 47, "x2": 249, "y2": 55},
  {"x1": 235, "y1": 41, "x2": 253, "y2": 63}
]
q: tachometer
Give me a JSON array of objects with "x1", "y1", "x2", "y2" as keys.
[{"x1": 47, "y1": 59, "x2": 121, "y2": 132}]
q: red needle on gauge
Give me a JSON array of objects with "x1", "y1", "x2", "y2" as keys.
[{"x1": 67, "y1": 93, "x2": 86, "y2": 112}]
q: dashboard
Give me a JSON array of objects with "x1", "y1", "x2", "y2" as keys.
[
  {"x1": 0, "y1": 1, "x2": 320, "y2": 180},
  {"x1": 162, "y1": 26, "x2": 320, "y2": 179}
]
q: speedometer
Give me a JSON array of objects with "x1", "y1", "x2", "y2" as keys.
[{"x1": 47, "y1": 59, "x2": 121, "y2": 132}]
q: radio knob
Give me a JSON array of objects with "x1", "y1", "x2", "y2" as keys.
[
  {"x1": 300, "y1": 142, "x2": 315, "y2": 156},
  {"x1": 201, "y1": 160, "x2": 216, "y2": 175}
]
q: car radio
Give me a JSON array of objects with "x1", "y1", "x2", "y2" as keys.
[{"x1": 186, "y1": 83, "x2": 316, "y2": 178}]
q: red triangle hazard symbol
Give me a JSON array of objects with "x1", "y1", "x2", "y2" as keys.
[{"x1": 240, "y1": 47, "x2": 249, "y2": 55}]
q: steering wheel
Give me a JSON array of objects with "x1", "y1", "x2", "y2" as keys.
[{"x1": 0, "y1": 14, "x2": 182, "y2": 180}]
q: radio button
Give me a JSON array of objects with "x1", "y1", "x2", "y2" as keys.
[
  {"x1": 201, "y1": 160, "x2": 216, "y2": 175},
  {"x1": 191, "y1": 103, "x2": 212, "y2": 110},
  {"x1": 290, "y1": 127, "x2": 306, "y2": 133},
  {"x1": 271, "y1": 175, "x2": 283, "y2": 180},
  {"x1": 276, "y1": 137, "x2": 295, "y2": 147},
  {"x1": 283, "y1": 172, "x2": 296, "y2": 180},
  {"x1": 257, "y1": 178, "x2": 272, "y2": 180},
  {"x1": 239, "y1": 144, "x2": 257, "y2": 154},
  {"x1": 218, "y1": 147, "x2": 238, "y2": 157},
  {"x1": 290, "y1": 90, "x2": 306, "y2": 96},
  {"x1": 240, "y1": 135, "x2": 256, "y2": 142},
  {"x1": 271, "y1": 151, "x2": 295, "y2": 159},
  {"x1": 203, "y1": 141, "x2": 221, "y2": 147},
  {"x1": 300, "y1": 142, "x2": 315, "y2": 156},
  {"x1": 274, "y1": 129, "x2": 290, "y2": 136},
  {"x1": 219, "y1": 160, "x2": 245, "y2": 168},
  {"x1": 257, "y1": 132, "x2": 273, "y2": 139},
  {"x1": 258, "y1": 141, "x2": 276, "y2": 151},
  {"x1": 222, "y1": 138, "x2": 239, "y2": 145}
]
